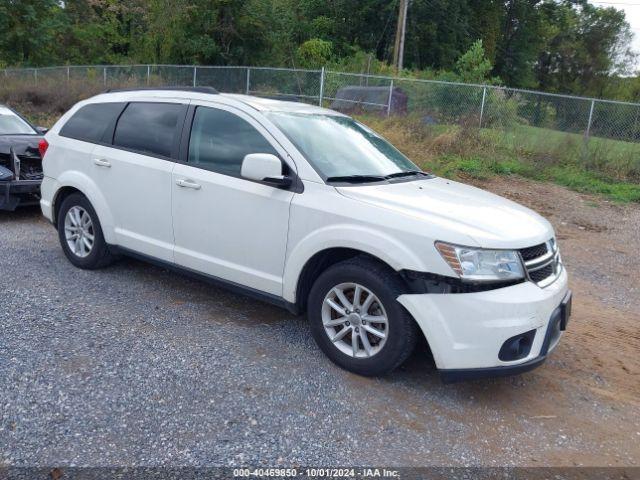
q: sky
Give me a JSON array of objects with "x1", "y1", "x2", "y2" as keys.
[{"x1": 591, "y1": 1, "x2": 640, "y2": 54}]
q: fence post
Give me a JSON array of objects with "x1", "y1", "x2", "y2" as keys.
[
  {"x1": 479, "y1": 86, "x2": 487, "y2": 128},
  {"x1": 318, "y1": 67, "x2": 325, "y2": 106},
  {"x1": 67, "y1": 66, "x2": 70, "y2": 84},
  {"x1": 585, "y1": 99, "x2": 595, "y2": 139},
  {"x1": 103, "y1": 66, "x2": 107, "y2": 86},
  {"x1": 193, "y1": 66, "x2": 197, "y2": 87},
  {"x1": 147, "y1": 65, "x2": 150, "y2": 85},
  {"x1": 387, "y1": 79, "x2": 394, "y2": 117},
  {"x1": 246, "y1": 67, "x2": 251, "y2": 94},
  {"x1": 34, "y1": 68, "x2": 38, "y2": 86},
  {"x1": 582, "y1": 98, "x2": 596, "y2": 162}
]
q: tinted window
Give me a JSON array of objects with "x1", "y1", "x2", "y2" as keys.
[
  {"x1": 113, "y1": 102, "x2": 184, "y2": 158},
  {"x1": 188, "y1": 107, "x2": 277, "y2": 177},
  {"x1": 60, "y1": 102, "x2": 126, "y2": 143}
]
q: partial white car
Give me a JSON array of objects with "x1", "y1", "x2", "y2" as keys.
[{"x1": 39, "y1": 87, "x2": 571, "y2": 381}]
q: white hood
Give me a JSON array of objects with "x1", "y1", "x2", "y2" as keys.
[{"x1": 336, "y1": 177, "x2": 554, "y2": 249}]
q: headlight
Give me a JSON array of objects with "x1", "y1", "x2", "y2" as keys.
[{"x1": 435, "y1": 241, "x2": 525, "y2": 282}]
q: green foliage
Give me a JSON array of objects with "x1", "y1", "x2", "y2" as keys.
[
  {"x1": 455, "y1": 40, "x2": 497, "y2": 85},
  {"x1": 296, "y1": 39, "x2": 333, "y2": 68},
  {"x1": 535, "y1": 0, "x2": 636, "y2": 98},
  {"x1": 434, "y1": 152, "x2": 640, "y2": 203},
  {"x1": 549, "y1": 167, "x2": 640, "y2": 203},
  {"x1": 0, "y1": 0, "x2": 65, "y2": 66},
  {"x1": 355, "y1": 113, "x2": 640, "y2": 202},
  {"x1": 493, "y1": 0, "x2": 546, "y2": 89},
  {"x1": 484, "y1": 90, "x2": 520, "y2": 128},
  {"x1": 0, "y1": 0, "x2": 636, "y2": 100}
]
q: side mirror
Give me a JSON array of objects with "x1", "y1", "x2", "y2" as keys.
[
  {"x1": 241, "y1": 153, "x2": 292, "y2": 187},
  {"x1": 36, "y1": 126, "x2": 48, "y2": 135}
]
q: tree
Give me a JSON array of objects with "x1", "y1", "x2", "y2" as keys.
[
  {"x1": 296, "y1": 38, "x2": 333, "y2": 68},
  {"x1": 0, "y1": 0, "x2": 636, "y2": 100},
  {"x1": 0, "y1": 0, "x2": 63, "y2": 66},
  {"x1": 455, "y1": 40, "x2": 498, "y2": 84},
  {"x1": 55, "y1": 0, "x2": 147, "y2": 65},
  {"x1": 534, "y1": 0, "x2": 636, "y2": 97},
  {"x1": 493, "y1": 0, "x2": 545, "y2": 88},
  {"x1": 404, "y1": 0, "x2": 473, "y2": 70}
]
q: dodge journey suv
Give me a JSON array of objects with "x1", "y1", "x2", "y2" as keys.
[{"x1": 40, "y1": 87, "x2": 571, "y2": 381}]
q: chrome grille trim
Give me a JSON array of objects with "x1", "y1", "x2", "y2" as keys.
[
  {"x1": 524, "y1": 250, "x2": 555, "y2": 269},
  {"x1": 520, "y1": 239, "x2": 562, "y2": 288}
]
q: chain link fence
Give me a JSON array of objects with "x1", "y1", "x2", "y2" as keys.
[{"x1": 2, "y1": 64, "x2": 639, "y2": 180}]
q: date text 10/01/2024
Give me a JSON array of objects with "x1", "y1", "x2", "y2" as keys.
[{"x1": 232, "y1": 468, "x2": 401, "y2": 478}]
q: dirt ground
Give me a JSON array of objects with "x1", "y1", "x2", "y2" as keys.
[{"x1": 457, "y1": 175, "x2": 640, "y2": 465}]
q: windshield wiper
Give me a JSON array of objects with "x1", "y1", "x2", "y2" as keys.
[
  {"x1": 325, "y1": 175, "x2": 387, "y2": 184},
  {"x1": 384, "y1": 170, "x2": 429, "y2": 179}
]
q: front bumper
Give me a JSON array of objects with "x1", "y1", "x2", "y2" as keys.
[
  {"x1": 397, "y1": 267, "x2": 570, "y2": 375},
  {"x1": 0, "y1": 179, "x2": 41, "y2": 211}
]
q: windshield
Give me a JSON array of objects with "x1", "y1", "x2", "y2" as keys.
[
  {"x1": 266, "y1": 112, "x2": 419, "y2": 180},
  {"x1": 0, "y1": 106, "x2": 36, "y2": 135}
]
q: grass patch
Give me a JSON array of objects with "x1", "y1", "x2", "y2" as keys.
[
  {"x1": 357, "y1": 114, "x2": 640, "y2": 203},
  {"x1": 548, "y1": 167, "x2": 640, "y2": 203}
]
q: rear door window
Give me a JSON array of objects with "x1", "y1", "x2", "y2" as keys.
[
  {"x1": 60, "y1": 102, "x2": 126, "y2": 143},
  {"x1": 113, "y1": 102, "x2": 186, "y2": 158}
]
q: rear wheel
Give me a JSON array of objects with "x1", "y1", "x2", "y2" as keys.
[
  {"x1": 57, "y1": 193, "x2": 114, "y2": 269},
  {"x1": 308, "y1": 257, "x2": 418, "y2": 376}
]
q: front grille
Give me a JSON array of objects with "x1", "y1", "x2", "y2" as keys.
[
  {"x1": 520, "y1": 243, "x2": 548, "y2": 261},
  {"x1": 529, "y1": 264, "x2": 553, "y2": 283},
  {"x1": 519, "y1": 239, "x2": 561, "y2": 287}
]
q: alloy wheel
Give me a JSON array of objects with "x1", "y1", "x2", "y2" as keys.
[
  {"x1": 64, "y1": 206, "x2": 95, "y2": 258},
  {"x1": 321, "y1": 282, "x2": 389, "y2": 358}
]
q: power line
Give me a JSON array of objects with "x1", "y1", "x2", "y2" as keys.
[
  {"x1": 374, "y1": 0, "x2": 398, "y2": 54},
  {"x1": 591, "y1": 2, "x2": 640, "y2": 5}
]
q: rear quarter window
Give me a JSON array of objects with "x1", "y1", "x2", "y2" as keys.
[{"x1": 59, "y1": 102, "x2": 126, "y2": 143}]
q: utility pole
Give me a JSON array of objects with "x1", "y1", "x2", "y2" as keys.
[{"x1": 392, "y1": 0, "x2": 409, "y2": 72}]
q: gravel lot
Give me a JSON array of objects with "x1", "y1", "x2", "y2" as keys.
[{"x1": 1, "y1": 177, "x2": 639, "y2": 468}]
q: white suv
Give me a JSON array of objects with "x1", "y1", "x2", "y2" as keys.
[{"x1": 40, "y1": 87, "x2": 571, "y2": 381}]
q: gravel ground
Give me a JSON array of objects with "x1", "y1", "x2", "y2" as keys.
[{"x1": 1, "y1": 185, "x2": 639, "y2": 468}]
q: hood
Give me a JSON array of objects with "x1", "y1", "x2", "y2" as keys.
[{"x1": 336, "y1": 177, "x2": 554, "y2": 249}]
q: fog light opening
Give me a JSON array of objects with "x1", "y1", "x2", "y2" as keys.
[{"x1": 499, "y1": 329, "x2": 536, "y2": 362}]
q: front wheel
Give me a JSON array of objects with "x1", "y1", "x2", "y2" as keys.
[
  {"x1": 57, "y1": 193, "x2": 114, "y2": 269},
  {"x1": 308, "y1": 257, "x2": 418, "y2": 376}
]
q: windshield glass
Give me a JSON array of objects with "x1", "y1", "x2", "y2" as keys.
[
  {"x1": 0, "y1": 106, "x2": 36, "y2": 135},
  {"x1": 266, "y1": 112, "x2": 419, "y2": 179}
]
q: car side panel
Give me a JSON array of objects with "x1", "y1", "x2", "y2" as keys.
[
  {"x1": 90, "y1": 144, "x2": 176, "y2": 262},
  {"x1": 172, "y1": 164, "x2": 294, "y2": 295},
  {"x1": 282, "y1": 181, "x2": 478, "y2": 304},
  {"x1": 40, "y1": 133, "x2": 121, "y2": 241}
]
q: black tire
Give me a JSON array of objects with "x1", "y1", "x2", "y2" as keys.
[
  {"x1": 57, "y1": 192, "x2": 114, "y2": 269},
  {"x1": 308, "y1": 256, "x2": 418, "y2": 376}
]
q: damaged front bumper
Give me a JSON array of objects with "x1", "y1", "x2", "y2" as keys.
[{"x1": 397, "y1": 268, "x2": 570, "y2": 381}]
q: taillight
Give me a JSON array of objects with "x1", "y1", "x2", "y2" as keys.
[{"x1": 38, "y1": 138, "x2": 49, "y2": 158}]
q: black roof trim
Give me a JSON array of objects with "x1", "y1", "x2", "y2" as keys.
[{"x1": 104, "y1": 86, "x2": 219, "y2": 94}]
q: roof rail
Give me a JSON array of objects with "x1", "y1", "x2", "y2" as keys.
[{"x1": 104, "y1": 86, "x2": 219, "y2": 94}]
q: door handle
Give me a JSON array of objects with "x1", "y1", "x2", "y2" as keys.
[
  {"x1": 93, "y1": 158, "x2": 111, "y2": 168},
  {"x1": 175, "y1": 179, "x2": 201, "y2": 190}
]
